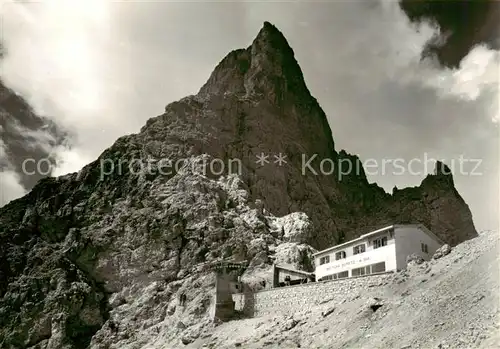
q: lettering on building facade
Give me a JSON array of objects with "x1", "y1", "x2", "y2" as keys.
[{"x1": 325, "y1": 255, "x2": 371, "y2": 272}]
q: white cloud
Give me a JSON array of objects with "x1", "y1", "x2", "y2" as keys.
[
  {"x1": 424, "y1": 45, "x2": 500, "y2": 106},
  {"x1": 51, "y1": 146, "x2": 92, "y2": 177},
  {"x1": 0, "y1": 0, "x2": 115, "y2": 164},
  {"x1": 0, "y1": 169, "x2": 26, "y2": 206},
  {"x1": 0, "y1": 138, "x2": 26, "y2": 206},
  {"x1": 1, "y1": 0, "x2": 106, "y2": 116}
]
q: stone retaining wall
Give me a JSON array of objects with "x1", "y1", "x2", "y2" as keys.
[{"x1": 232, "y1": 272, "x2": 393, "y2": 317}]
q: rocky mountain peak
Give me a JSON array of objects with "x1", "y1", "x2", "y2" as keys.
[
  {"x1": 0, "y1": 21, "x2": 480, "y2": 348},
  {"x1": 423, "y1": 160, "x2": 455, "y2": 188},
  {"x1": 198, "y1": 21, "x2": 311, "y2": 105},
  {"x1": 434, "y1": 160, "x2": 452, "y2": 176},
  {"x1": 249, "y1": 21, "x2": 299, "y2": 75},
  {"x1": 2, "y1": 22, "x2": 476, "y2": 251},
  {"x1": 248, "y1": 22, "x2": 311, "y2": 102},
  {"x1": 256, "y1": 21, "x2": 286, "y2": 41}
]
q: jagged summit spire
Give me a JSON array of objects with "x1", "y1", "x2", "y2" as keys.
[
  {"x1": 434, "y1": 161, "x2": 453, "y2": 176},
  {"x1": 252, "y1": 21, "x2": 293, "y2": 53},
  {"x1": 262, "y1": 21, "x2": 279, "y2": 32},
  {"x1": 198, "y1": 21, "x2": 311, "y2": 103}
]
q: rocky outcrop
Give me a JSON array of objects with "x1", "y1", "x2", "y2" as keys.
[
  {"x1": 406, "y1": 253, "x2": 425, "y2": 265},
  {"x1": 0, "y1": 155, "x2": 316, "y2": 348},
  {"x1": 269, "y1": 212, "x2": 312, "y2": 244},
  {"x1": 384, "y1": 161, "x2": 477, "y2": 246},
  {"x1": 433, "y1": 244, "x2": 452, "y2": 260},
  {"x1": 0, "y1": 21, "x2": 477, "y2": 348}
]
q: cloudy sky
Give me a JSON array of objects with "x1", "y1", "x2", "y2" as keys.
[{"x1": 0, "y1": 0, "x2": 498, "y2": 232}]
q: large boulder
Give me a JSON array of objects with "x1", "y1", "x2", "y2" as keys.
[
  {"x1": 406, "y1": 253, "x2": 425, "y2": 265},
  {"x1": 269, "y1": 212, "x2": 313, "y2": 244},
  {"x1": 433, "y1": 244, "x2": 452, "y2": 259},
  {"x1": 274, "y1": 242, "x2": 317, "y2": 272}
]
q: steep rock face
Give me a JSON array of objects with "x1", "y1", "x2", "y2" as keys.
[
  {"x1": 0, "y1": 155, "x2": 316, "y2": 348},
  {"x1": 0, "y1": 21, "x2": 476, "y2": 258},
  {"x1": 0, "y1": 21, "x2": 477, "y2": 348},
  {"x1": 388, "y1": 161, "x2": 477, "y2": 246},
  {"x1": 139, "y1": 21, "x2": 476, "y2": 247}
]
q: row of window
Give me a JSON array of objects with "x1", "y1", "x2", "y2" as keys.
[
  {"x1": 351, "y1": 261, "x2": 386, "y2": 277},
  {"x1": 318, "y1": 236, "x2": 389, "y2": 265},
  {"x1": 320, "y1": 262, "x2": 386, "y2": 280},
  {"x1": 320, "y1": 270, "x2": 349, "y2": 281}
]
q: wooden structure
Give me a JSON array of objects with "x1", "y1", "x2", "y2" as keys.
[{"x1": 272, "y1": 264, "x2": 315, "y2": 288}]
